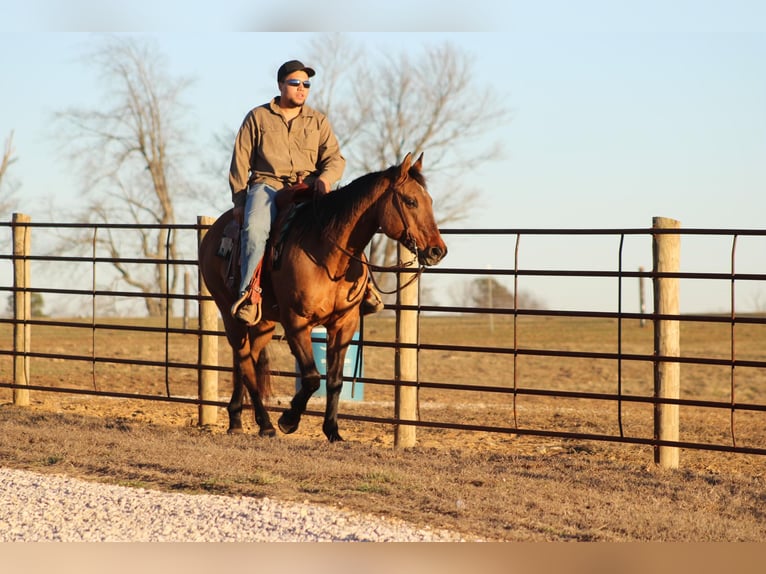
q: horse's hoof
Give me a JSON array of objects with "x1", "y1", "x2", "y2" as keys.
[
  {"x1": 227, "y1": 427, "x2": 245, "y2": 435},
  {"x1": 322, "y1": 421, "x2": 343, "y2": 442},
  {"x1": 277, "y1": 413, "x2": 299, "y2": 434},
  {"x1": 259, "y1": 426, "x2": 277, "y2": 438},
  {"x1": 324, "y1": 427, "x2": 344, "y2": 442}
]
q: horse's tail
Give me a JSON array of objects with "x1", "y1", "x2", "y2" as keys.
[{"x1": 255, "y1": 346, "x2": 273, "y2": 401}]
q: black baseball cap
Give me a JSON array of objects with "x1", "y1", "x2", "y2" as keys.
[{"x1": 277, "y1": 60, "x2": 316, "y2": 82}]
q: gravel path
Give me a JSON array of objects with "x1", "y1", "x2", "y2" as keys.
[{"x1": 0, "y1": 467, "x2": 466, "y2": 542}]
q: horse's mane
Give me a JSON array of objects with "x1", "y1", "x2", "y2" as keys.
[
  {"x1": 290, "y1": 163, "x2": 426, "y2": 240},
  {"x1": 316, "y1": 169, "x2": 387, "y2": 235}
]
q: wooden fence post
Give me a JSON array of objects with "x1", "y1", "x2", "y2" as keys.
[
  {"x1": 12, "y1": 213, "x2": 31, "y2": 406},
  {"x1": 652, "y1": 216, "x2": 681, "y2": 469},
  {"x1": 197, "y1": 216, "x2": 218, "y2": 426},
  {"x1": 394, "y1": 244, "x2": 419, "y2": 448}
]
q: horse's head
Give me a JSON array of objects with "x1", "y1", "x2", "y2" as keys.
[{"x1": 378, "y1": 153, "x2": 448, "y2": 266}]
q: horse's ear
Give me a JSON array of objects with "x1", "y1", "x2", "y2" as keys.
[
  {"x1": 413, "y1": 152, "x2": 423, "y2": 172},
  {"x1": 398, "y1": 152, "x2": 413, "y2": 182}
]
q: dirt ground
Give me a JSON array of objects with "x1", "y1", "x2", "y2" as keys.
[{"x1": 1, "y1": 314, "x2": 765, "y2": 541}]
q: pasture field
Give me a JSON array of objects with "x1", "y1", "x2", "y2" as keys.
[{"x1": 1, "y1": 314, "x2": 765, "y2": 541}]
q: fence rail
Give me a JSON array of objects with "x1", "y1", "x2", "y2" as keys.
[{"x1": 2, "y1": 214, "x2": 766, "y2": 467}]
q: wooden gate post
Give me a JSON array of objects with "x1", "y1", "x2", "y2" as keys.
[
  {"x1": 12, "y1": 213, "x2": 31, "y2": 406},
  {"x1": 394, "y1": 244, "x2": 419, "y2": 448},
  {"x1": 197, "y1": 216, "x2": 219, "y2": 426},
  {"x1": 652, "y1": 216, "x2": 681, "y2": 469}
]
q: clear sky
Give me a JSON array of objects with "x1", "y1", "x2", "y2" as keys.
[{"x1": 1, "y1": 1, "x2": 765, "y2": 314}]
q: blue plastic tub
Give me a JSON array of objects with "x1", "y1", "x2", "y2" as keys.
[{"x1": 295, "y1": 326, "x2": 364, "y2": 400}]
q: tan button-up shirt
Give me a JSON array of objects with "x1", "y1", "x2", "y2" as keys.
[{"x1": 228, "y1": 97, "x2": 346, "y2": 207}]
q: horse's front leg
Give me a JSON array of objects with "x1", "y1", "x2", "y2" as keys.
[
  {"x1": 322, "y1": 346, "x2": 346, "y2": 442},
  {"x1": 278, "y1": 324, "x2": 321, "y2": 435},
  {"x1": 321, "y1": 321, "x2": 359, "y2": 442}
]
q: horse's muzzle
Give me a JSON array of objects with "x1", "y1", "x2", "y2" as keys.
[{"x1": 418, "y1": 245, "x2": 447, "y2": 266}]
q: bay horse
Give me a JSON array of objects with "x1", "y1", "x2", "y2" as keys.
[{"x1": 198, "y1": 152, "x2": 447, "y2": 441}]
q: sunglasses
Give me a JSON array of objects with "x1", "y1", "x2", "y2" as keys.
[{"x1": 284, "y1": 78, "x2": 311, "y2": 88}]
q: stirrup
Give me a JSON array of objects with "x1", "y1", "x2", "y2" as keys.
[
  {"x1": 231, "y1": 291, "x2": 249, "y2": 317},
  {"x1": 231, "y1": 292, "x2": 262, "y2": 325}
]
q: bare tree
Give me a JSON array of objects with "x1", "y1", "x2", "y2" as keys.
[
  {"x1": 55, "y1": 37, "x2": 196, "y2": 317},
  {"x1": 449, "y1": 277, "x2": 544, "y2": 310},
  {"x1": 0, "y1": 130, "x2": 18, "y2": 215},
  {"x1": 305, "y1": 34, "x2": 369, "y2": 153},
  {"x1": 306, "y1": 34, "x2": 510, "y2": 271}
]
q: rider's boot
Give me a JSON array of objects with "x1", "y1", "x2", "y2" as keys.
[
  {"x1": 361, "y1": 281, "x2": 385, "y2": 315},
  {"x1": 232, "y1": 292, "x2": 261, "y2": 325}
]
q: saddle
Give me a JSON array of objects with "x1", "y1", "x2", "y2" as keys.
[{"x1": 217, "y1": 181, "x2": 318, "y2": 305}]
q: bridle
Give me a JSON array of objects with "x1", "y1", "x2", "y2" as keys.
[{"x1": 313, "y1": 178, "x2": 425, "y2": 294}]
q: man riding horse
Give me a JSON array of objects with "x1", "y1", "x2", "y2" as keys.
[{"x1": 229, "y1": 59, "x2": 383, "y2": 325}]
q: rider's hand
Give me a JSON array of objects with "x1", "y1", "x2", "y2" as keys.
[
  {"x1": 233, "y1": 206, "x2": 244, "y2": 225},
  {"x1": 315, "y1": 177, "x2": 331, "y2": 195}
]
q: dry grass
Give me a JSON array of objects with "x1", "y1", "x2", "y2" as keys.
[{"x1": 1, "y1": 314, "x2": 765, "y2": 541}]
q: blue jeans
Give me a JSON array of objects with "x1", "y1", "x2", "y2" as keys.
[{"x1": 239, "y1": 182, "x2": 278, "y2": 295}]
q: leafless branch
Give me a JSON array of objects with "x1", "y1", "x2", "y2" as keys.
[
  {"x1": 305, "y1": 35, "x2": 511, "y2": 268},
  {"x1": 0, "y1": 130, "x2": 19, "y2": 214},
  {"x1": 53, "y1": 36, "x2": 194, "y2": 316}
]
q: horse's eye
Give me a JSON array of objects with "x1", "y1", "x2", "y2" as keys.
[{"x1": 403, "y1": 196, "x2": 418, "y2": 208}]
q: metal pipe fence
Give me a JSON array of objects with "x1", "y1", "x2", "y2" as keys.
[{"x1": 2, "y1": 216, "x2": 766, "y2": 463}]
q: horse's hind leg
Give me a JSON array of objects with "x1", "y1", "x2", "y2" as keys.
[
  {"x1": 227, "y1": 359, "x2": 246, "y2": 434},
  {"x1": 229, "y1": 355, "x2": 274, "y2": 437},
  {"x1": 224, "y1": 323, "x2": 250, "y2": 434},
  {"x1": 248, "y1": 348, "x2": 276, "y2": 437},
  {"x1": 225, "y1": 321, "x2": 276, "y2": 438}
]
